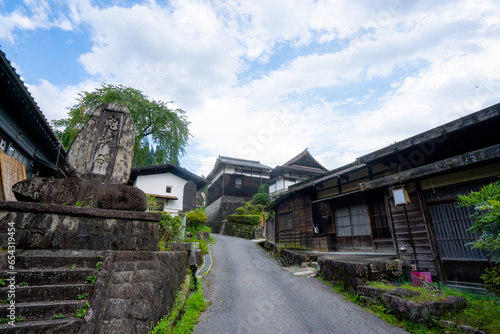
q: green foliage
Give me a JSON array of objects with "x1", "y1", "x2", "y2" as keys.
[
  {"x1": 257, "y1": 184, "x2": 269, "y2": 194},
  {"x1": 70, "y1": 264, "x2": 77, "y2": 269},
  {"x1": 362, "y1": 280, "x2": 500, "y2": 333},
  {"x1": 147, "y1": 194, "x2": 159, "y2": 211},
  {"x1": 226, "y1": 215, "x2": 260, "y2": 225},
  {"x1": 236, "y1": 201, "x2": 265, "y2": 215},
  {"x1": 186, "y1": 208, "x2": 207, "y2": 232},
  {"x1": 76, "y1": 293, "x2": 89, "y2": 300},
  {"x1": 53, "y1": 314, "x2": 64, "y2": 319},
  {"x1": 457, "y1": 180, "x2": 500, "y2": 264},
  {"x1": 85, "y1": 275, "x2": 97, "y2": 284},
  {"x1": 481, "y1": 266, "x2": 500, "y2": 297},
  {"x1": 0, "y1": 316, "x2": 23, "y2": 324},
  {"x1": 0, "y1": 298, "x2": 12, "y2": 305},
  {"x1": 158, "y1": 212, "x2": 183, "y2": 244},
  {"x1": 18, "y1": 282, "x2": 28, "y2": 286},
  {"x1": 172, "y1": 281, "x2": 207, "y2": 334},
  {"x1": 75, "y1": 303, "x2": 89, "y2": 318},
  {"x1": 0, "y1": 279, "x2": 6, "y2": 287},
  {"x1": 251, "y1": 192, "x2": 270, "y2": 206},
  {"x1": 151, "y1": 277, "x2": 207, "y2": 334},
  {"x1": 198, "y1": 239, "x2": 209, "y2": 255},
  {"x1": 51, "y1": 83, "x2": 191, "y2": 166},
  {"x1": 95, "y1": 261, "x2": 102, "y2": 271}
]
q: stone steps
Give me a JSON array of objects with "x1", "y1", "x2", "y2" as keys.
[
  {"x1": 0, "y1": 318, "x2": 83, "y2": 334},
  {"x1": 0, "y1": 250, "x2": 101, "y2": 333},
  {"x1": 0, "y1": 300, "x2": 86, "y2": 320},
  {"x1": 0, "y1": 284, "x2": 93, "y2": 303},
  {"x1": 0, "y1": 268, "x2": 97, "y2": 286},
  {"x1": 14, "y1": 251, "x2": 103, "y2": 269}
]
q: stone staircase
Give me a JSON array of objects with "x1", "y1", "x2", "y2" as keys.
[{"x1": 0, "y1": 250, "x2": 103, "y2": 333}]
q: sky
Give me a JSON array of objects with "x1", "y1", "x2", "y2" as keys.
[{"x1": 1, "y1": 0, "x2": 500, "y2": 177}]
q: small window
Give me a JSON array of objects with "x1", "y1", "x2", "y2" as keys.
[
  {"x1": 166, "y1": 186, "x2": 172, "y2": 193},
  {"x1": 235, "y1": 176, "x2": 242, "y2": 188}
]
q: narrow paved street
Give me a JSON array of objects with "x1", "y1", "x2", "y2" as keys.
[{"x1": 194, "y1": 234, "x2": 408, "y2": 334}]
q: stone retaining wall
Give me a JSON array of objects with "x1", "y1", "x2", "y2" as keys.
[
  {"x1": 0, "y1": 202, "x2": 161, "y2": 251},
  {"x1": 79, "y1": 251, "x2": 188, "y2": 334},
  {"x1": 319, "y1": 257, "x2": 403, "y2": 291}
]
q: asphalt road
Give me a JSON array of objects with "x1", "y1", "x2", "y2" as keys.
[{"x1": 194, "y1": 234, "x2": 409, "y2": 334}]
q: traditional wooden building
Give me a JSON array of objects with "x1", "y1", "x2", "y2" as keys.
[
  {"x1": 268, "y1": 149, "x2": 328, "y2": 199},
  {"x1": 0, "y1": 50, "x2": 66, "y2": 200},
  {"x1": 268, "y1": 103, "x2": 500, "y2": 285},
  {"x1": 130, "y1": 164, "x2": 208, "y2": 214},
  {"x1": 205, "y1": 156, "x2": 271, "y2": 225}
]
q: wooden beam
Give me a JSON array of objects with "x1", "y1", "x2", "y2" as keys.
[{"x1": 359, "y1": 143, "x2": 500, "y2": 191}]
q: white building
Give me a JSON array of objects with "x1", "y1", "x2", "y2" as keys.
[{"x1": 130, "y1": 164, "x2": 208, "y2": 214}]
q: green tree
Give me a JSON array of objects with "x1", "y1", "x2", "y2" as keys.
[
  {"x1": 457, "y1": 180, "x2": 500, "y2": 263},
  {"x1": 52, "y1": 84, "x2": 190, "y2": 166}
]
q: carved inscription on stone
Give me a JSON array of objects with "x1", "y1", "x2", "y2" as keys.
[{"x1": 66, "y1": 103, "x2": 135, "y2": 184}]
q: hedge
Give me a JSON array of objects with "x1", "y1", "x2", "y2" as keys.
[{"x1": 226, "y1": 215, "x2": 261, "y2": 225}]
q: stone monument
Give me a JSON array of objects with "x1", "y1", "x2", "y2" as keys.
[{"x1": 12, "y1": 103, "x2": 147, "y2": 211}]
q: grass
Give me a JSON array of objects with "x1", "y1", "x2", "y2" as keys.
[
  {"x1": 151, "y1": 277, "x2": 208, "y2": 334},
  {"x1": 320, "y1": 277, "x2": 500, "y2": 334}
]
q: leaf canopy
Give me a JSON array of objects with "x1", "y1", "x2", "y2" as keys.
[{"x1": 52, "y1": 84, "x2": 191, "y2": 167}]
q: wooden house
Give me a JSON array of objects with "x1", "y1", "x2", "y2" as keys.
[
  {"x1": 205, "y1": 156, "x2": 271, "y2": 225},
  {"x1": 130, "y1": 164, "x2": 208, "y2": 214},
  {"x1": 0, "y1": 50, "x2": 66, "y2": 200},
  {"x1": 268, "y1": 149, "x2": 328, "y2": 199},
  {"x1": 268, "y1": 103, "x2": 500, "y2": 285}
]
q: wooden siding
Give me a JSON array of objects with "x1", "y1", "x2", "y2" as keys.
[
  {"x1": 276, "y1": 192, "x2": 313, "y2": 249},
  {"x1": 206, "y1": 173, "x2": 264, "y2": 205}
]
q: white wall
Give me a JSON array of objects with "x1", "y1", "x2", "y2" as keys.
[{"x1": 134, "y1": 172, "x2": 188, "y2": 213}]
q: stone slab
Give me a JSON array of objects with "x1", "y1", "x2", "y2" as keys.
[
  {"x1": 13, "y1": 177, "x2": 147, "y2": 211},
  {"x1": 66, "y1": 103, "x2": 135, "y2": 184}
]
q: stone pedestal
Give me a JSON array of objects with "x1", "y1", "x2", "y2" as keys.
[{"x1": 0, "y1": 201, "x2": 161, "y2": 251}]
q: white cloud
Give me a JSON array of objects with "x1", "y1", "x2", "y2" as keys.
[
  {"x1": 4, "y1": 0, "x2": 500, "y2": 174},
  {"x1": 26, "y1": 79, "x2": 101, "y2": 123}
]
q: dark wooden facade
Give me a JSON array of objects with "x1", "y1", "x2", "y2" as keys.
[
  {"x1": 205, "y1": 156, "x2": 271, "y2": 206},
  {"x1": 207, "y1": 173, "x2": 266, "y2": 205},
  {"x1": 269, "y1": 102, "x2": 500, "y2": 284},
  {"x1": 0, "y1": 49, "x2": 66, "y2": 178}
]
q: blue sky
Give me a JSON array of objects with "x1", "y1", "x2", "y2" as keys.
[{"x1": 1, "y1": 0, "x2": 500, "y2": 177}]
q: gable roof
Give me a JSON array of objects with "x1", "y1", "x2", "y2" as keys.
[
  {"x1": 206, "y1": 155, "x2": 272, "y2": 181},
  {"x1": 270, "y1": 149, "x2": 328, "y2": 178},
  {"x1": 282, "y1": 149, "x2": 328, "y2": 170},
  {"x1": 130, "y1": 164, "x2": 208, "y2": 189}
]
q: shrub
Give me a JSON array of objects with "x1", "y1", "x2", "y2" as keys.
[
  {"x1": 227, "y1": 215, "x2": 261, "y2": 225},
  {"x1": 186, "y1": 208, "x2": 207, "y2": 232},
  {"x1": 158, "y1": 212, "x2": 183, "y2": 243},
  {"x1": 257, "y1": 184, "x2": 269, "y2": 194},
  {"x1": 252, "y1": 193, "x2": 270, "y2": 206},
  {"x1": 481, "y1": 266, "x2": 500, "y2": 297}
]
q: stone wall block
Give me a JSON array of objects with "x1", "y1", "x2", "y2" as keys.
[
  {"x1": 105, "y1": 299, "x2": 129, "y2": 319},
  {"x1": 133, "y1": 282, "x2": 156, "y2": 301},
  {"x1": 110, "y1": 271, "x2": 133, "y2": 284},
  {"x1": 111, "y1": 236, "x2": 138, "y2": 250},
  {"x1": 114, "y1": 252, "x2": 155, "y2": 262},
  {"x1": 109, "y1": 283, "x2": 134, "y2": 299},
  {"x1": 113, "y1": 261, "x2": 136, "y2": 272},
  {"x1": 128, "y1": 301, "x2": 153, "y2": 321}
]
